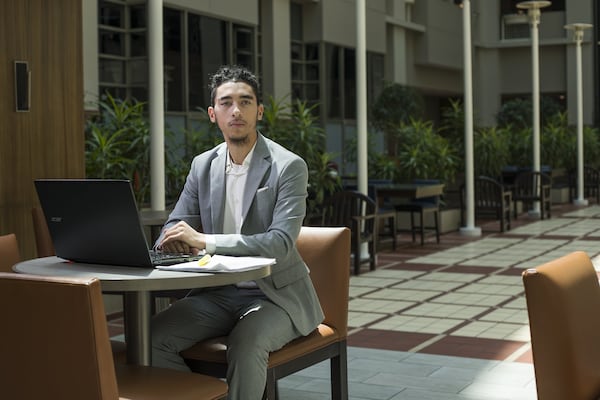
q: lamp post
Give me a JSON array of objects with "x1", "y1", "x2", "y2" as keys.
[
  {"x1": 564, "y1": 23, "x2": 592, "y2": 206},
  {"x1": 517, "y1": 1, "x2": 550, "y2": 217},
  {"x1": 457, "y1": 0, "x2": 481, "y2": 237}
]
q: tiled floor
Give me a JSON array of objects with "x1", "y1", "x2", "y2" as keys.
[{"x1": 110, "y1": 203, "x2": 600, "y2": 399}]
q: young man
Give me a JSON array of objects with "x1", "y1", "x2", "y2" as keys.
[{"x1": 151, "y1": 65, "x2": 324, "y2": 399}]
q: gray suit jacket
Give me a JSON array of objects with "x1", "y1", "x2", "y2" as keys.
[{"x1": 160, "y1": 133, "x2": 324, "y2": 335}]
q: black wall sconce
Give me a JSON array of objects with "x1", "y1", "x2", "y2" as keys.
[{"x1": 14, "y1": 61, "x2": 30, "y2": 112}]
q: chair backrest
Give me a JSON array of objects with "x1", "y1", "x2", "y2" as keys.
[
  {"x1": 0, "y1": 272, "x2": 120, "y2": 399},
  {"x1": 0, "y1": 233, "x2": 21, "y2": 273},
  {"x1": 473, "y1": 176, "x2": 503, "y2": 207},
  {"x1": 322, "y1": 190, "x2": 376, "y2": 234},
  {"x1": 513, "y1": 171, "x2": 551, "y2": 197},
  {"x1": 296, "y1": 226, "x2": 350, "y2": 336},
  {"x1": 522, "y1": 251, "x2": 600, "y2": 400},
  {"x1": 584, "y1": 165, "x2": 600, "y2": 185},
  {"x1": 32, "y1": 207, "x2": 55, "y2": 257}
]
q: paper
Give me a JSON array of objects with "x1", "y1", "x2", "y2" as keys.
[{"x1": 156, "y1": 254, "x2": 276, "y2": 273}]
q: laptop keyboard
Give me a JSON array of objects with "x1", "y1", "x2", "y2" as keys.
[{"x1": 149, "y1": 250, "x2": 204, "y2": 266}]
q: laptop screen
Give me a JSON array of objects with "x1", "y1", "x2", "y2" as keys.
[{"x1": 34, "y1": 179, "x2": 156, "y2": 268}]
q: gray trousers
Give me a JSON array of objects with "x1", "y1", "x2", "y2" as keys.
[{"x1": 151, "y1": 285, "x2": 300, "y2": 400}]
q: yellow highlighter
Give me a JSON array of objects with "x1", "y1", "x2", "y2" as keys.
[{"x1": 197, "y1": 254, "x2": 211, "y2": 266}]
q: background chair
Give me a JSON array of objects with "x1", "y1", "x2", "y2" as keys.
[
  {"x1": 460, "y1": 176, "x2": 511, "y2": 232},
  {"x1": 0, "y1": 233, "x2": 20, "y2": 272},
  {"x1": 522, "y1": 251, "x2": 600, "y2": 400},
  {"x1": 569, "y1": 165, "x2": 600, "y2": 204},
  {"x1": 181, "y1": 226, "x2": 351, "y2": 400},
  {"x1": 395, "y1": 179, "x2": 440, "y2": 245},
  {"x1": 31, "y1": 207, "x2": 55, "y2": 257},
  {"x1": 512, "y1": 171, "x2": 552, "y2": 219},
  {"x1": 322, "y1": 190, "x2": 378, "y2": 275},
  {"x1": 0, "y1": 272, "x2": 228, "y2": 400}
]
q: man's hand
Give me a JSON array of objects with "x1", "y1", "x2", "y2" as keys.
[{"x1": 159, "y1": 221, "x2": 205, "y2": 254}]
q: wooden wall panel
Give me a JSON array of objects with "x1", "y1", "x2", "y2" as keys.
[{"x1": 0, "y1": 0, "x2": 84, "y2": 260}]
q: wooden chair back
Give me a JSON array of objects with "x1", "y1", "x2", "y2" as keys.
[
  {"x1": 522, "y1": 251, "x2": 600, "y2": 400},
  {"x1": 0, "y1": 233, "x2": 21, "y2": 273},
  {"x1": 0, "y1": 272, "x2": 228, "y2": 399},
  {"x1": 31, "y1": 207, "x2": 55, "y2": 257}
]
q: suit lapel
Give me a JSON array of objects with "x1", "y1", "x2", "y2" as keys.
[{"x1": 243, "y1": 135, "x2": 270, "y2": 221}]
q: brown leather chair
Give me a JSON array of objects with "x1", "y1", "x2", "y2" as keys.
[
  {"x1": 0, "y1": 233, "x2": 20, "y2": 272},
  {"x1": 181, "y1": 226, "x2": 351, "y2": 400},
  {"x1": 31, "y1": 207, "x2": 55, "y2": 257},
  {"x1": 0, "y1": 272, "x2": 228, "y2": 400},
  {"x1": 522, "y1": 251, "x2": 600, "y2": 400}
]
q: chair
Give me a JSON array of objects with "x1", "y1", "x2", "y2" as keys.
[
  {"x1": 522, "y1": 251, "x2": 600, "y2": 400},
  {"x1": 569, "y1": 165, "x2": 600, "y2": 204},
  {"x1": 512, "y1": 171, "x2": 552, "y2": 219},
  {"x1": 321, "y1": 190, "x2": 378, "y2": 275},
  {"x1": 395, "y1": 179, "x2": 440, "y2": 245},
  {"x1": 0, "y1": 233, "x2": 20, "y2": 272},
  {"x1": 0, "y1": 272, "x2": 228, "y2": 400},
  {"x1": 181, "y1": 226, "x2": 351, "y2": 400},
  {"x1": 460, "y1": 176, "x2": 512, "y2": 232},
  {"x1": 31, "y1": 207, "x2": 55, "y2": 257}
]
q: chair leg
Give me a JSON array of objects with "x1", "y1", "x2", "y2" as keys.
[
  {"x1": 410, "y1": 211, "x2": 417, "y2": 243},
  {"x1": 331, "y1": 343, "x2": 348, "y2": 400},
  {"x1": 419, "y1": 210, "x2": 425, "y2": 245},
  {"x1": 264, "y1": 369, "x2": 277, "y2": 400},
  {"x1": 434, "y1": 210, "x2": 440, "y2": 243},
  {"x1": 354, "y1": 248, "x2": 360, "y2": 276},
  {"x1": 389, "y1": 216, "x2": 397, "y2": 250}
]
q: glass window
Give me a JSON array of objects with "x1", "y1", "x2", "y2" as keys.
[
  {"x1": 131, "y1": 33, "x2": 146, "y2": 57},
  {"x1": 344, "y1": 48, "x2": 356, "y2": 119},
  {"x1": 234, "y1": 25, "x2": 254, "y2": 70},
  {"x1": 130, "y1": 5, "x2": 146, "y2": 28},
  {"x1": 99, "y1": 31, "x2": 125, "y2": 56},
  {"x1": 129, "y1": 59, "x2": 147, "y2": 85},
  {"x1": 306, "y1": 64, "x2": 319, "y2": 81},
  {"x1": 290, "y1": 3, "x2": 303, "y2": 41},
  {"x1": 99, "y1": 59, "x2": 125, "y2": 83},
  {"x1": 326, "y1": 44, "x2": 341, "y2": 119},
  {"x1": 292, "y1": 62, "x2": 303, "y2": 80},
  {"x1": 291, "y1": 42, "x2": 302, "y2": 60},
  {"x1": 99, "y1": 2, "x2": 123, "y2": 28},
  {"x1": 305, "y1": 44, "x2": 319, "y2": 61},
  {"x1": 99, "y1": 86, "x2": 126, "y2": 100},
  {"x1": 188, "y1": 14, "x2": 227, "y2": 110},
  {"x1": 164, "y1": 8, "x2": 183, "y2": 111}
]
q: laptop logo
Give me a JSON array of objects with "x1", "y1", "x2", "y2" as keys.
[{"x1": 50, "y1": 216, "x2": 62, "y2": 223}]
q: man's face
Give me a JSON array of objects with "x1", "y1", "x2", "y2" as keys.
[{"x1": 207, "y1": 81, "x2": 264, "y2": 145}]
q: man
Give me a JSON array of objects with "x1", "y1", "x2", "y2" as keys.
[{"x1": 151, "y1": 65, "x2": 324, "y2": 399}]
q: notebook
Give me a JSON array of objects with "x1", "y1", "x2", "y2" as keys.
[{"x1": 34, "y1": 179, "x2": 203, "y2": 268}]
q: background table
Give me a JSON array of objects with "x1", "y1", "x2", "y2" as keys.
[
  {"x1": 373, "y1": 183, "x2": 445, "y2": 208},
  {"x1": 14, "y1": 256, "x2": 271, "y2": 366}
]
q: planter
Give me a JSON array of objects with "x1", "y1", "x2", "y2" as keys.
[{"x1": 395, "y1": 207, "x2": 461, "y2": 234}]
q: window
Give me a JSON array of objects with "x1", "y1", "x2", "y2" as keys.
[
  {"x1": 290, "y1": 3, "x2": 320, "y2": 113},
  {"x1": 98, "y1": 0, "x2": 147, "y2": 102}
]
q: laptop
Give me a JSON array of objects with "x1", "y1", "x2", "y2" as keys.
[{"x1": 34, "y1": 179, "x2": 203, "y2": 268}]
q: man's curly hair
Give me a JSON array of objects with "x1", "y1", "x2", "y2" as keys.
[{"x1": 209, "y1": 65, "x2": 261, "y2": 106}]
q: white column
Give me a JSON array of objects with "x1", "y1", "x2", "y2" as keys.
[
  {"x1": 459, "y1": 0, "x2": 481, "y2": 237},
  {"x1": 517, "y1": 1, "x2": 551, "y2": 217},
  {"x1": 148, "y1": 0, "x2": 165, "y2": 211},
  {"x1": 565, "y1": 23, "x2": 592, "y2": 206},
  {"x1": 356, "y1": 0, "x2": 368, "y2": 196}
]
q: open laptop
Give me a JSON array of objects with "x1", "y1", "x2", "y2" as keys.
[{"x1": 34, "y1": 179, "x2": 203, "y2": 268}]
